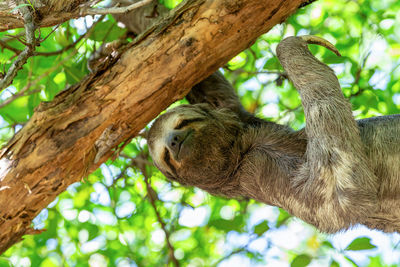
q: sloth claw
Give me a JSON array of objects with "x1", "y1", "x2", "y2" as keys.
[{"x1": 299, "y1": 35, "x2": 341, "y2": 57}]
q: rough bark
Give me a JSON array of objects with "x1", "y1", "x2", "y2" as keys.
[
  {"x1": 0, "y1": 0, "x2": 311, "y2": 254},
  {"x1": 0, "y1": 0, "x2": 90, "y2": 32}
]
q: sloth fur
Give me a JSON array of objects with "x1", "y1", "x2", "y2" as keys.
[{"x1": 148, "y1": 36, "x2": 400, "y2": 233}]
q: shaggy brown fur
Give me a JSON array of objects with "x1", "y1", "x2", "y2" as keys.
[{"x1": 148, "y1": 36, "x2": 400, "y2": 233}]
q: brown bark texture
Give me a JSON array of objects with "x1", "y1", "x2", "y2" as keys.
[
  {"x1": 0, "y1": 0, "x2": 89, "y2": 32},
  {"x1": 0, "y1": 0, "x2": 309, "y2": 254}
]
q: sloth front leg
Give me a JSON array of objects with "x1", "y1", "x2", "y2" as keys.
[
  {"x1": 276, "y1": 36, "x2": 379, "y2": 231},
  {"x1": 186, "y1": 71, "x2": 243, "y2": 111},
  {"x1": 187, "y1": 72, "x2": 268, "y2": 126}
]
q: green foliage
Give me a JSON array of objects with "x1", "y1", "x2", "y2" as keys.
[
  {"x1": 291, "y1": 254, "x2": 312, "y2": 267},
  {"x1": 253, "y1": 220, "x2": 269, "y2": 236},
  {"x1": 1, "y1": 0, "x2": 400, "y2": 266},
  {"x1": 345, "y1": 237, "x2": 376, "y2": 251}
]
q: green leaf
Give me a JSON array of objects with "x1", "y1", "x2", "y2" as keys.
[
  {"x1": 276, "y1": 209, "x2": 291, "y2": 227},
  {"x1": 291, "y1": 254, "x2": 312, "y2": 267},
  {"x1": 323, "y1": 54, "x2": 345, "y2": 64},
  {"x1": 0, "y1": 96, "x2": 30, "y2": 123},
  {"x1": 89, "y1": 20, "x2": 125, "y2": 42},
  {"x1": 44, "y1": 78, "x2": 60, "y2": 101},
  {"x1": 322, "y1": 240, "x2": 334, "y2": 249},
  {"x1": 263, "y1": 57, "x2": 280, "y2": 70},
  {"x1": 253, "y1": 220, "x2": 269, "y2": 236},
  {"x1": 64, "y1": 64, "x2": 86, "y2": 84},
  {"x1": 28, "y1": 93, "x2": 41, "y2": 117},
  {"x1": 0, "y1": 257, "x2": 11, "y2": 267},
  {"x1": 208, "y1": 216, "x2": 244, "y2": 232},
  {"x1": 39, "y1": 257, "x2": 58, "y2": 267},
  {"x1": 345, "y1": 237, "x2": 376, "y2": 251},
  {"x1": 344, "y1": 256, "x2": 358, "y2": 266}
]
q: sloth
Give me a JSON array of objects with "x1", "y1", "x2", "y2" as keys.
[{"x1": 148, "y1": 36, "x2": 400, "y2": 233}]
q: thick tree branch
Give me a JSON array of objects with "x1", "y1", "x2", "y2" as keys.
[
  {"x1": 0, "y1": 0, "x2": 312, "y2": 254},
  {"x1": 0, "y1": 0, "x2": 88, "y2": 32},
  {"x1": 0, "y1": 0, "x2": 158, "y2": 32}
]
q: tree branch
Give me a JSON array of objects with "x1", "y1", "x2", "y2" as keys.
[
  {"x1": 0, "y1": 0, "x2": 312, "y2": 254},
  {"x1": 0, "y1": 2, "x2": 36, "y2": 90},
  {"x1": 0, "y1": 0, "x2": 157, "y2": 32},
  {"x1": 0, "y1": 0, "x2": 87, "y2": 32},
  {"x1": 0, "y1": 39, "x2": 22, "y2": 55},
  {"x1": 83, "y1": 0, "x2": 153, "y2": 15},
  {"x1": 34, "y1": 16, "x2": 105, "y2": 56},
  {"x1": 135, "y1": 153, "x2": 180, "y2": 267}
]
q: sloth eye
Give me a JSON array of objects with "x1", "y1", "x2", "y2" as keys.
[{"x1": 175, "y1": 118, "x2": 204, "y2": 129}]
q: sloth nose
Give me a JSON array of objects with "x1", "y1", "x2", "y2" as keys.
[{"x1": 166, "y1": 130, "x2": 189, "y2": 157}]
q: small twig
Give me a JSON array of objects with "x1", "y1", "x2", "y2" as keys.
[
  {"x1": 223, "y1": 66, "x2": 285, "y2": 79},
  {"x1": 1, "y1": 17, "x2": 101, "y2": 58},
  {"x1": 349, "y1": 52, "x2": 371, "y2": 98},
  {"x1": 248, "y1": 84, "x2": 265, "y2": 114},
  {"x1": 12, "y1": 35, "x2": 29, "y2": 46},
  {"x1": 0, "y1": 82, "x2": 35, "y2": 109},
  {"x1": 213, "y1": 234, "x2": 261, "y2": 266},
  {"x1": 33, "y1": 28, "x2": 89, "y2": 56},
  {"x1": 0, "y1": 39, "x2": 22, "y2": 55},
  {"x1": 83, "y1": 0, "x2": 152, "y2": 15},
  {"x1": 4, "y1": 32, "x2": 25, "y2": 42},
  {"x1": 213, "y1": 247, "x2": 250, "y2": 266},
  {"x1": 134, "y1": 153, "x2": 180, "y2": 267},
  {"x1": 0, "y1": 2, "x2": 36, "y2": 91},
  {"x1": 130, "y1": 156, "x2": 153, "y2": 167},
  {"x1": 38, "y1": 25, "x2": 60, "y2": 43}
]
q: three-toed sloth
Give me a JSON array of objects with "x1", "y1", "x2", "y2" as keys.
[{"x1": 148, "y1": 36, "x2": 400, "y2": 233}]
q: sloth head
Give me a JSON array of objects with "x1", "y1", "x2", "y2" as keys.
[{"x1": 148, "y1": 104, "x2": 243, "y2": 193}]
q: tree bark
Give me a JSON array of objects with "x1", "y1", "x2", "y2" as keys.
[
  {"x1": 0, "y1": 0, "x2": 311, "y2": 254},
  {"x1": 0, "y1": 0, "x2": 89, "y2": 32}
]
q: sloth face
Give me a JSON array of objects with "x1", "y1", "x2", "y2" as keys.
[{"x1": 148, "y1": 104, "x2": 243, "y2": 190}]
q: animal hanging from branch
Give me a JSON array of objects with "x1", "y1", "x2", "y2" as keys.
[{"x1": 148, "y1": 36, "x2": 400, "y2": 233}]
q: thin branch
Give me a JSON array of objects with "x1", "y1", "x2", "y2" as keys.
[
  {"x1": 0, "y1": 16, "x2": 104, "y2": 108},
  {"x1": 224, "y1": 66, "x2": 284, "y2": 76},
  {"x1": 0, "y1": 39, "x2": 22, "y2": 55},
  {"x1": 213, "y1": 234, "x2": 261, "y2": 266},
  {"x1": 349, "y1": 52, "x2": 371, "y2": 98},
  {"x1": 1, "y1": 16, "x2": 102, "y2": 58},
  {"x1": 83, "y1": 0, "x2": 153, "y2": 15},
  {"x1": 213, "y1": 247, "x2": 250, "y2": 266},
  {"x1": 134, "y1": 153, "x2": 180, "y2": 267},
  {"x1": 0, "y1": 51, "x2": 73, "y2": 109},
  {"x1": 3, "y1": 32, "x2": 25, "y2": 42},
  {"x1": 0, "y1": 2, "x2": 36, "y2": 91},
  {"x1": 38, "y1": 24, "x2": 60, "y2": 43},
  {"x1": 11, "y1": 34, "x2": 30, "y2": 46},
  {"x1": 0, "y1": 84, "x2": 38, "y2": 109},
  {"x1": 33, "y1": 28, "x2": 90, "y2": 56}
]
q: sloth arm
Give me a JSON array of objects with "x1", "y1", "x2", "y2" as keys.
[
  {"x1": 186, "y1": 71, "x2": 268, "y2": 126},
  {"x1": 186, "y1": 71, "x2": 242, "y2": 111},
  {"x1": 276, "y1": 36, "x2": 381, "y2": 231}
]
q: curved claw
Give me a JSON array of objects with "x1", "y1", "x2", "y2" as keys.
[{"x1": 299, "y1": 35, "x2": 341, "y2": 57}]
